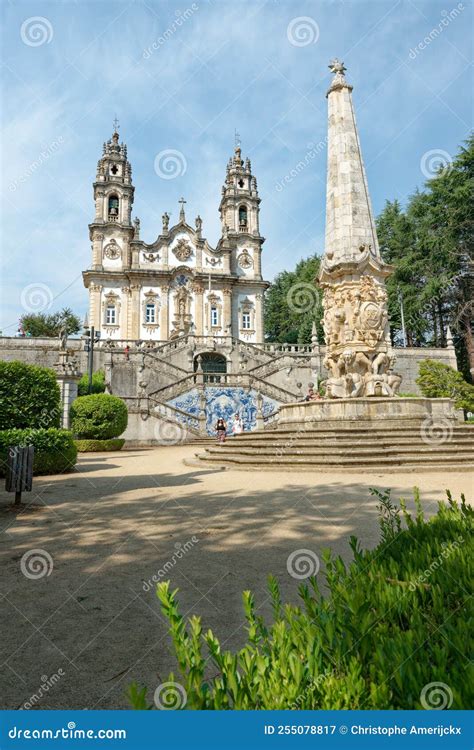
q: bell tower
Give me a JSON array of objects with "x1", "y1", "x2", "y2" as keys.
[
  {"x1": 88, "y1": 120, "x2": 135, "y2": 271},
  {"x1": 219, "y1": 142, "x2": 261, "y2": 237}
]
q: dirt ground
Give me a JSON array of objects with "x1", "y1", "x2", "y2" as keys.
[{"x1": 0, "y1": 446, "x2": 472, "y2": 710}]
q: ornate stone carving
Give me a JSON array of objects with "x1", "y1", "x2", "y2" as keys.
[
  {"x1": 237, "y1": 249, "x2": 253, "y2": 269},
  {"x1": 143, "y1": 251, "x2": 160, "y2": 262},
  {"x1": 103, "y1": 240, "x2": 121, "y2": 260},
  {"x1": 172, "y1": 238, "x2": 193, "y2": 262},
  {"x1": 206, "y1": 256, "x2": 222, "y2": 267},
  {"x1": 170, "y1": 286, "x2": 193, "y2": 338}
]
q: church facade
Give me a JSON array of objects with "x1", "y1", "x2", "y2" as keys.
[{"x1": 83, "y1": 128, "x2": 268, "y2": 343}]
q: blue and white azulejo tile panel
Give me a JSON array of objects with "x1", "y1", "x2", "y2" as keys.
[{"x1": 167, "y1": 388, "x2": 279, "y2": 435}]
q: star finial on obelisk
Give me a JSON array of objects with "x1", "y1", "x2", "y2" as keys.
[
  {"x1": 327, "y1": 58, "x2": 352, "y2": 96},
  {"x1": 329, "y1": 58, "x2": 346, "y2": 76}
]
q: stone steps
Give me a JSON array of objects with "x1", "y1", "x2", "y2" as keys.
[
  {"x1": 188, "y1": 424, "x2": 474, "y2": 472},
  {"x1": 214, "y1": 435, "x2": 473, "y2": 448},
  {"x1": 202, "y1": 444, "x2": 474, "y2": 457}
]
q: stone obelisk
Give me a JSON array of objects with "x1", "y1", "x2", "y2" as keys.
[{"x1": 319, "y1": 60, "x2": 401, "y2": 398}]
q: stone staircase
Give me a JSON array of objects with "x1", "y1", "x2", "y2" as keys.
[{"x1": 189, "y1": 424, "x2": 474, "y2": 472}]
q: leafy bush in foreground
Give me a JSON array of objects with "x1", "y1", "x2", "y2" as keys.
[
  {"x1": 74, "y1": 438, "x2": 125, "y2": 452},
  {"x1": 0, "y1": 361, "x2": 61, "y2": 429},
  {"x1": 0, "y1": 428, "x2": 77, "y2": 476},
  {"x1": 129, "y1": 490, "x2": 473, "y2": 710},
  {"x1": 70, "y1": 394, "x2": 128, "y2": 439}
]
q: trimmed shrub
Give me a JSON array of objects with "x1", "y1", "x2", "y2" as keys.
[
  {"x1": 0, "y1": 428, "x2": 77, "y2": 476},
  {"x1": 129, "y1": 489, "x2": 473, "y2": 710},
  {"x1": 78, "y1": 369, "x2": 106, "y2": 397},
  {"x1": 0, "y1": 361, "x2": 61, "y2": 429},
  {"x1": 70, "y1": 394, "x2": 128, "y2": 439},
  {"x1": 74, "y1": 438, "x2": 125, "y2": 452},
  {"x1": 417, "y1": 359, "x2": 474, "y2": 411}
]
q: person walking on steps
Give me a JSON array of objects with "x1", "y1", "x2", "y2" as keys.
[
  {"x1": 231, "y1": 413, "x2": 243, "y2": 436},
  {"x1": 215, "y1": 418, "x2": 227, "y2": 443}
]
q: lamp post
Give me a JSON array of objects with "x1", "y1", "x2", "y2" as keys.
[
  {"x1": 82, "y1": 318, "x2": 101, "y2": 394},
  {"x1": 398, "y1": 290, "x2": 407, "y2": 348}
]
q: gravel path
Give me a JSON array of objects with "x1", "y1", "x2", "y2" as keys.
[{"x1": 0, "y1": 446, "x2": 471, "y2": 709}]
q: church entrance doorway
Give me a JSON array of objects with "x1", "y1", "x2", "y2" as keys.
[{"x1": 195, "y1": 353, "x2": 227, "y2": 383}]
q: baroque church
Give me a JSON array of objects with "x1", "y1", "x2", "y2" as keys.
[{"x1": 83, "y1": 127, "x2": 268, "y2": 344}]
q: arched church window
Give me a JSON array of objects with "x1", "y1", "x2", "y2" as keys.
[
  {"x1": 106, "y1": 304, "x2": 116, "y2": 325},
  {"x1": 145, "y1": 303, "x2": 156, "y2": 324},
  {"x1": 108, "y1": 194, "x2": 119, "y2": 219},
  {"x1": 238, "y1": 205, "x2": 248, "y2": 227}
]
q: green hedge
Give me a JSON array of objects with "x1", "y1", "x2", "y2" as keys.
[
  {"x1": 129, "y1": 489, "x2": 473, "y2": 710},
  {"x1": 0, "y1": 361, "x2": 61, "y2": 429},
  {"x1": 70, "y1": 394, "x2": 128, "y2": 439},
  {"x1": 417, "y1": 359, "x2": 474, "y2": 411},
  {"x1": 78, "y1": 369, "x2": 106, "y2": 396},
  {"x1": 74, "y1": 438, "x2": 125, "y2": 452},
  {"x1": 0, "y1": 428, "x2": 77, "y2": 476}
]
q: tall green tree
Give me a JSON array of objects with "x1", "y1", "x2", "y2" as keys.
[
  {"x1": 376, "y1": 135, "x2": 473, "y2": 379},
  {"x1": 264, "y1": 255, "x2": 323, "y2": 344},
  {"x1": 20, "y1": 307, "x2": 81, "y2": 338}
]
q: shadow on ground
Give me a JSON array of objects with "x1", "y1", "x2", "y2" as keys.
[{"x1": 0, "y1": 446, "x2": 470, "y2": 710}]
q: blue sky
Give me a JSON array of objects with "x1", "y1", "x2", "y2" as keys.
[{"x1": 1, "y1": 0, "x2": 472, "y2": 333}]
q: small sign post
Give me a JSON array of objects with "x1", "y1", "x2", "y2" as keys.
[{"x1": 5, "y1": 446, "x2": 34, "y2": 505}]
